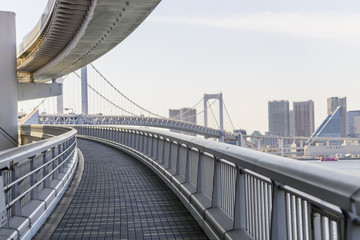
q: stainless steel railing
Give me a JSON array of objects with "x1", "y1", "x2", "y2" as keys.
[
  {"x1": 0, "y1": 125, "x2": 78, "y2": 239},
  {"x1": 75, "y1": 125, "x2": 360, "y2": 240}
]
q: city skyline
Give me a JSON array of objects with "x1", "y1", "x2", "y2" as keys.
[{"x1": 2, "y1": 1, "x2": 360, "y2": 134}]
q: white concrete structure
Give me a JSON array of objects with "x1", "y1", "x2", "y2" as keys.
[{"x1": 0, "y1": 12, "x2": 18, "y2": 150}]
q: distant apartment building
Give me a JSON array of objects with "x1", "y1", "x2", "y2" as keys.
[
  {"x1": 348, "y1": 110, "x2": 360, "y2": 137},
  {"x1": 289, "y1": 110, "x2": 295, "y2": 137},
  {"x1": 354, "y1": 116, "x2": 360, "y2": 137},
  {"x1": 169, "y1": 108, "x2": 196, "y2": 123},
  {"x1": 293, "y1": 100, "x2": 314, "y2": 137},
  {"x1": 327, "y1": 97, "x2": 347, "y2": 137},
  {"x1": 169, "y1": 108, "x2": 197, "y2": 135},
  {"x1": 268, "y1": 100, "x2": 290, "y2": 137}
]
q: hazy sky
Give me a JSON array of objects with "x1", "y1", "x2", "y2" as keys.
[{"x1": 2, "y1": 1, "x2": 360, "y2": 134}]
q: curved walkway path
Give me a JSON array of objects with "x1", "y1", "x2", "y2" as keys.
[{"x1": 47, "y1": 138, "x2": 207, "y2": 239}]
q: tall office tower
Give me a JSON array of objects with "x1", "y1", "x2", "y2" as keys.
[
  {"x1": 289, "y1": 110, "x2": 295, "y2": 137},
  {"x1": 327, "y1": 97, "x2": 347, "y2": 137},
  {"x1": 348, "y1": 110, "x2": 360, "y2": 137},
  {"x1": 268, "y1": 100, "x2": 290, "y2": 137},
  {"x1": 293, "y1": 100, "x2": 315, "y2": 137}
]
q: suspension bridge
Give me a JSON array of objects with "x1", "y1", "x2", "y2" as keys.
[
  {"x1": 0, "y1": 1, "x2": 360, "y2": 240},
  {"x1": 20, "y1": 63, "x2": 241, "y2": 142}
]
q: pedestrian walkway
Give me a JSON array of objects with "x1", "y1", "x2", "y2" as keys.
[{"x1": 46, "y1": 138, "x2": 208, "y2": 239}]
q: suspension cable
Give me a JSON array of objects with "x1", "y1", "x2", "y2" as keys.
[
  {"x1": 223, "y1": 100, "x2": 235, "y2": 130},
  {"x1": 90, "y1": 63, "x2": 164, "y2": 118},
  {"x1": 209, "y1": 103, "x2": 220, "y2": 128},
  {"x1": 73, "y1": 72, "x2": 136, "y2": 116}
]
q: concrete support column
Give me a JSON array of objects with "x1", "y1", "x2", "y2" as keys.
[
  {"x1": 0, "y1": 12, "x2": 17, "y2": 150},
  {"x1": 56, "y1": 78, "x2": 63, "y2": 114},
  {"x1": 81, "y1": 66, "x2": 88, "y2": 117}
]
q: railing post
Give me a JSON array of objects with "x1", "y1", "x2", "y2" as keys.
[
  {"x1": 144, "y1": 134, "x2": 147, "y2": 154},
  {"x1": 42, "y1": 150, "x2": 50, "y2": 189},
  {"x1": 141, "y1": 133, "x2": 145, "y2": 153},
  {"x1": 270, "y1": 181, "x2": 287, "y2": 240},
  {"x1": 137, "y1": 132, "x2": 141, "y2": 150},
  {"x1": 11, "y1": 164, "x2": 21, "y2": 216},
  {"x1": 162, "y1": 139, "x2": 166, "y2": 165},
  {"x1": 185, "y1": 147, "x2": 192, "y2": 182},
  {"x1": 176, "y1": 143, "x2": 182, "y2": 175},
  {"x1": 233, "y1": 168, "x2": 246, "y2": 229},
  {"x1": 196, "y1": 151, "x2": 204, "y2": 193},
  {"x1": 168, "y1": 141, "x2": 173, "y2": 169},
  {"x1": 52, "y1": 147, "x2": 58, "y2": 180},
  {"x1": 30, "y1": 155, "x2": 39, "y2": 200},
  {"x1": 0, "y1": 172, "x2": 8, "y2": 228},
  {"x1": 344, "y1": 202, "x2": 360, "y2": 240},
  {"x1": 151, "y1": 136, "x2": 154, "y2": 158},
  {"x1": 156, "y1": 136, "x2": 161, "y2": 162},
  {"x1": 59, "y1": 142, "x2": 65, "y2": 173},
  {"x1": 211, "y1": 157, "x2": 221, "y2": 208}
]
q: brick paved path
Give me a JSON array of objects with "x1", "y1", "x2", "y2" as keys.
[{"x1": 50, "y1": 139, "x2": 208, "y2": 240}]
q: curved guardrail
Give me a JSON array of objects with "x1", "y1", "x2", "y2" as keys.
[
  {"x1": 75, "y1": 125, "x2": 360, "y2": 240},
  {"x1": 0, "y1": 125, "x2": 78, "y2": 239}
]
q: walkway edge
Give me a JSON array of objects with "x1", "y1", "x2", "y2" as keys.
[{"x1": 33, "y1": 148, "x2": 85, "y2": 240}]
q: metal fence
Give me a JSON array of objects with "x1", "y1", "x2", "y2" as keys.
[
  {"x1": 0, "y1": 125, "x2": 78, "y2": 239},
  {"x1": 75, "y1": 125, "x2": 360, "y2": 240}
]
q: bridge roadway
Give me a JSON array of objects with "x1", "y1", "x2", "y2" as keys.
[{"x1": 36, "y1": 138, "x2": 207, "y2": 239}]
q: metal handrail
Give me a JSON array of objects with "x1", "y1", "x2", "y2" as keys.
[
  {"x1": 3, "y1": 140, "x2": 76, "y2": 192},
  {"x1": 0, "y1": 125, "x2": 76, "y2": 170},
  {"x1": 5, "y1": 141, "x2": 76, "y2": 209}
]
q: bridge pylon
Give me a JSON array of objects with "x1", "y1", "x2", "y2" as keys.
[{"x1": 204, "y1": 93, "x2": 224, "y2": 142}]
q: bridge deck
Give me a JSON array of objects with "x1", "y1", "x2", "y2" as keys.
[{"x1": 40, "y1": 139, "x2": 207, "y2": 239}]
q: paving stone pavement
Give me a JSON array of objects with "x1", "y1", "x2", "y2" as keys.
[{"x1": 50, "y1": 138, "x2": 208, "y2": 240}]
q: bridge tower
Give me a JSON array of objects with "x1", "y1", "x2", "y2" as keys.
[
  {"x1": 0, "y1": 12, "x2": 18, "y2": 150},
  {"x1": 81, "y1": 66, "x2": 88, "y2": 117},
  {"x1": 204, "y1": 93, "x2": 224, "y2": 142}
]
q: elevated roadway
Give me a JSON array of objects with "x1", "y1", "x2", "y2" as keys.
[{"x1": 17, "y1": 0, "x2": 161, "y2": 82}]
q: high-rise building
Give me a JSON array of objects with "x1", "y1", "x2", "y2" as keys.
[
  {"x1": 289, "y1": 110, "x2": 295, "y2": 137},
  {"x1": 347, "y1": 110, "x2": 360, "y2": 137},
  {"x1": 293, "y1": 100, "x2": 315, "y2": 137},
  {"x1": 268, "y1": 100, "x2": 290, "y2": 137},
  {"x1": 326, "y1": 97, "x2": 347, "y2": 137}
]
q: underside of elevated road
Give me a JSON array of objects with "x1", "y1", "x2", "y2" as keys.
[{"x1": 35, "y1": 139, "x2": 208, "y2": 239}]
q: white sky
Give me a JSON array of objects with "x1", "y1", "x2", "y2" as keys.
[{"x1": 2, "y1": 1, "x2": 360, "y2": 134}]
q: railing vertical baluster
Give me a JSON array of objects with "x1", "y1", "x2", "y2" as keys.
[
  {"x1": 211, "y1": 157, "x2": 221, "y2": 208},
  {"x1": 176, "y1": 143, "x2": 182, "y2": 175},
  {"x1": 233, "y1": 168, "x2": 246, "y2": 230},
  {"x1": 185, "y1": 147, "x2": 192, "y2": 182},
  {"x1": 270, "y1": 181, "x2": 287, "y2": 240},
  {"x1": 196, "y1": 151, "x2": 204, "y2": 193},
  {"x1": 30, "y1": 156, "x2": 39, "y2": 200}
]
